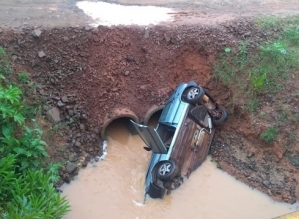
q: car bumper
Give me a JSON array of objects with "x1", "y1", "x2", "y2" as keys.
[{"x1": 147, "y1": 182, "x2": 166, "y2": 199}]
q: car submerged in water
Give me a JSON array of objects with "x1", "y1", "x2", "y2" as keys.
[{"x1": 131, "y1": 81, "x2": 228, "y2": 200}]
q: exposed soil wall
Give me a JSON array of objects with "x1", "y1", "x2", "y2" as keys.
[
  {"x1": 0, "y1": 20, "x2": 265, "y2": 126},
  {"x1": 1, "y1": 19, "x2": 298, "y2": 203}
]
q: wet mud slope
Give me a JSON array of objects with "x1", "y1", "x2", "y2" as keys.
[{"x1": 0, "y1": 19, "x2": 298, "y2": 203}]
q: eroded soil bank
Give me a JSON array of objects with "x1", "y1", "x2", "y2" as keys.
[{"x1": 0, "y1": 18, "x2": 298, "y2": 203}]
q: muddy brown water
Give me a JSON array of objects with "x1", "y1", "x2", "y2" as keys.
[{"x1": 61, "y1": 119, "x2": 299, "y2": 219}]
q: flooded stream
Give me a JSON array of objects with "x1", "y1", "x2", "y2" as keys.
[{"x1": 62, "y1": 119, "x2": 298, "y2": 219}]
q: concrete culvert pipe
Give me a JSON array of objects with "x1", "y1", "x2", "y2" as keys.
[
  {"x1": 101, "y1": 108, "x2": 139, "y2": 140},
  {"x1": 143, "y1": 105, "x2": 164, "y2": 127}
]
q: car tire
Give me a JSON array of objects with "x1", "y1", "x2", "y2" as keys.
[
  {"x1": 185, "y1": 86, "x2": 204, "y2": 104},
  {"x1": 212, "y1": 107, "x2": 228, "y2": 126},
  {"x1": 156, "y1": 160, "x2": 178, "y2": 182}
]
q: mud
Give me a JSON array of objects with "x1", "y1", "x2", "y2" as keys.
[{"x1": 61, "y1": 120, "x2": 299, "y2": 219}]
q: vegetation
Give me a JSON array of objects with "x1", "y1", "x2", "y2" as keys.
[
  {"x1": 18, "y1": 72, "x2": 30, "y2": 83},
  {"x1": 0, "y1": 47, "x2": 70, "y2": 218},
  {"x1": 0, "y1": 48, "x2": 12, "y2": 76},
  {"x1": 213, "y1": 15, "x2": 299, "y2": 151},
  {"x1": 260, "y1": 126, "x2": 277, "y2": 144},
  {"x1": 213, "y1": 15, "x2": 299, "y2": 112}
]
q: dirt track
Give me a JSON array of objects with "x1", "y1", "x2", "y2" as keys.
[
  {"x1": 1, "y1": 0, "x2": 299, "y2": 204},
  {"x1": 1, "y1": 0, "x2": 299, "y2": 28}
]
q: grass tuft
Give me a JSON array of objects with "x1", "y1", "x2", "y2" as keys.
[
  {"x1": 18, "y1": 72, "x2": 30, "y2": 83},
  {"x1": 260, "y1": 126, "x2": 277, "y2": 144}
]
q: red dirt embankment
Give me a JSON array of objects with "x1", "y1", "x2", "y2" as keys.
[{"x1": 1, "y1": 18, "x2": 298, "y2": 203}]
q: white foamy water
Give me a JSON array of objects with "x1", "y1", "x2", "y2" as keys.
[{"x1": 76, "y1": 1, "x2": 174, "y2": 26}]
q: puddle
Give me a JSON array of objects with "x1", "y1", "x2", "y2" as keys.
[
  {"x1": 76, "y1": 1, "x2": 173, "y2": 26},
  {"x1": 61, "y1": 120, "x2": 299, "y2": 219}
]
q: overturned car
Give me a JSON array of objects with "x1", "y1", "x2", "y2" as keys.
[{"x1": 131, "y1": 81, "x2": 228, "y2": 199}]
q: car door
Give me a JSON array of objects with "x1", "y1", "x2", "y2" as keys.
[{"x1": 130, "y1": 120, "x2": 167, "y2": 154}]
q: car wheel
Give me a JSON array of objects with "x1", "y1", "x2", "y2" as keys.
[
  {"x1": 212, "y1": 107, "x2": 228, "y2": 126},
  {"x1": 157, "y1": 160, "x2": 178, "y2": 182},
  {"x1": 185, "y1": 86, "x2": 204, "y2": 104}
]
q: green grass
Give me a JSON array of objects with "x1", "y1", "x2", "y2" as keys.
[
  {"x1": 0, "y1": 61, "x2": 12, "y2": 76},
  {"x1": 0, "y1": 47, "x2": 12, "y2": 76},
  {"x1": 260, "y1": 126, "x2": 277, "y2": 144},
  {"x1": 213, "y1": 15, "x2": 299, "y2": 112},
  {"x1": 18, "y1": 72, "x2": 30, "y2": 83},
  {"x1": 260, "y1": 112, "x2": 266, "y2": 120},
  {"x1": 278, "y1": 111, "x2": 289, "y2": 122},
  {"x1": 0, "y1": 47, "x2": 6, "y2": 55},
  {"x1": 0, "y1": 46, "x2": 70, "y2": 218},
  {"x1": 213, "y1": 15, "x2": 299, "y2": 153},
  {"x1": 256, "y1": 15, "x2": 299, "y2": 30},
  {"x1": 255, "y1": 15, "x2": 282, "y2": 29},
  {"x1": 245, "y1": 98, "x2": 259, "y2": 113},
  {"x1": 22, "y1": 104, "x2": 41, "y2": 118}
]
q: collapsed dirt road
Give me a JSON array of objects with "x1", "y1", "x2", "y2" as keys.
[
  {"x1": 1, "y1": 0, "x2": 299, "y2": 28},
  {"x1": 1, "y1": 0, "x2": 299, "y2": 205}
]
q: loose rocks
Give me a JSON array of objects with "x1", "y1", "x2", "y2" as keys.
[
  {"x1": 38, "y1": 50, "x2": 46, "y2": 58},
  {"x1": 66, "y1": 162, "x2": 77, "y2": 174},
  {"x1": 46, "y1": 107, "x2": 61, "y2": 123},
  {"x1": 32, "y1": 29, "x2": 42, "y2": 38}
]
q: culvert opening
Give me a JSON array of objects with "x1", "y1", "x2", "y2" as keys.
[
  {"x1": 101, "y1": 108, "x2": 139, "y2": 140},
  {"x1": 146, "y1": 108, "x2": 163, "y2": 127},
  {"x1": 104, "y1": 117, "x2": 138, "y2": 143},
  {"x1": 143, "y1": 105, "x2": 165, "y2": 127}
]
